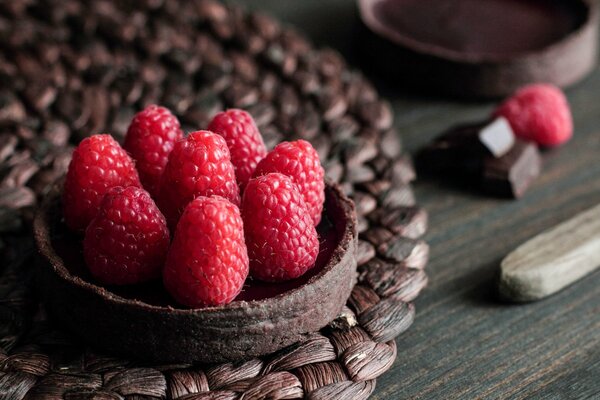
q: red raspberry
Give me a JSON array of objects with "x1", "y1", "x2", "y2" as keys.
[
  {"x1": 163, "y1": 196, "x2": 249, "y2": 307},
  {"x1": 208, "y1": 109, "x2": 267, "y2": 191},
  {"x1": 253, "y1": 140, "x2": 325, "y2": 225},
  {"x1": 124, "y1": 104, "x2": 184, "y2": 198},
  {"x1": 242, "y1": 173, "x2": 319, "y2": 282},
  {"x1": 158, "y1": 130, "x2": 240, "y2": 229},
  {"x1": 83, "y1": 186, "x2": 170, "y2": 285},
  {"x1": 63, "y1": 134, "x2": 141, "y2": 231},
  {"x1": 493, "y1": 83, "x2": 573, "y2": 147}
]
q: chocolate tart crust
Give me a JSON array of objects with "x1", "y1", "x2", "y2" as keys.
[
  {"x1": 359, "y1": 0, "x2": 599, "y2": 98},
  {"x1": 34, "y1": 182, "x2": 357, "y2": 364}
]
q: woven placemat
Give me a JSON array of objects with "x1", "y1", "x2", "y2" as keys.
[{"x1": 0, "y1": 0, "x2": 429, "y2": 399}]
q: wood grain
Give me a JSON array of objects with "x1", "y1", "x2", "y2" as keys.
[{"x1": 235, "y1": 1, "x2": 600, "y2": 398}]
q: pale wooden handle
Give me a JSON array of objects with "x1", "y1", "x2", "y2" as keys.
[{"x1": 500, "y1": 203, "x2": 600, "y2": 301}]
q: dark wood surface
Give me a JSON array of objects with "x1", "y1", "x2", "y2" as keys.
[{"x1": 237, "y1": 1, "x2": 600, "y2": 398}]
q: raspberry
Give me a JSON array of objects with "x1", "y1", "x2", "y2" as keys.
[
  {"x1": 253, "y1": 140, "x2": 325, "y2": 225},
  {"x1": 493, "y1": 83, "x2": 573, "y2": 147},
  {"x1": 124, "y1": 104, "x2": 184, "y2": 198},
  {"x1": 163, "y1": 196, "x2": 249, "y2": 307},
  {"x1": 208, "y1": 109, "x2": 267, "y2": 191},
  {"x1": 83, "y1": 186, "x2": 170, "y2": 285},
  {"x1": 63, "y1": 134, "x2": 141, "y2": 231},
  {"x1": 242, "y1": 173, "x2": 319, "y2": 282},
  {"x1": 158, "y1": 130, "x2": 240, "y2": 229}
]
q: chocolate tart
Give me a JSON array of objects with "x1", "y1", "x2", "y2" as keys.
[
  {"x1": 359, "y1": 0, "x2": 599, "y2": 98},
  {"x1": 34, "y1": 182, "x2": 357, "y2": 364}
]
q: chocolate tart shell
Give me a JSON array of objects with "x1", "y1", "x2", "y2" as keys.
[
  {"x1": 34, "y1": 182, "x2": 357, "y2": 364},
  {"x1": 358, "y1": 0, "x2": 599, "y2": 98}
]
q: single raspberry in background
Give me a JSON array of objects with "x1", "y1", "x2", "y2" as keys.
[
  {"x1": 124, "y1": 104, "x2": 184, "y2": 198},
  {"x1": 63, "y1": 134, "x2": 141, "y2": 231},
  {"x1": 253, "y1": 140, "x2": 325, "y2": 225},
  {"x1": 242, "y1": 173, "x2": 319, "y2": 282},
  {"x1": 208, "y1": 109, "x2": 267, "y2": 191},
  {"x1": 83, "y1": 186, "x2": 170, "y2": 286},
  {"x1": 158, "y1": 130, "x2": 240, "y2": 229},
  {"x1": 493, "y1": 83, "x2": 573, "y2": 147},
  {"x1": 163, "y1": 196, "x2": 249, "y2": 307}
]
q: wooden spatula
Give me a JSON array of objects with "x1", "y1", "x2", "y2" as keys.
[{"x1": 499, "y1": 203, "x2": 600, "y2": 301}]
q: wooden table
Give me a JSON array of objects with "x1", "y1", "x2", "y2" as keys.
[{"x1": 238, "y1": 1, "x2": 600, "y2": 398}]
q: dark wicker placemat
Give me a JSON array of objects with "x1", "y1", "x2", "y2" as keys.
[{"x1": 0, "y1": 1, "x2": 429, "y2": 399}]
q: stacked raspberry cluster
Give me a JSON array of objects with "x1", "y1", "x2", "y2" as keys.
[{"x1": 62, "y1": 106, "x2": 325, "y2": 307}]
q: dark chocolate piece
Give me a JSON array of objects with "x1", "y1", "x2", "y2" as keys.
[
  {"x1": 418, "y1": 118, "x2": 515, "y2": 175},
  {"x1": 359, "y1": 0, "x2": 599, "y2": 98},
  {"x1": 418, "y1": 120, "x2": 540, "y2": 198},
  {"x1": 34, "y1": 182, "x2": 358, "y2": 364},
  {"x1": 417, "y1": 127, "x2": 480, "y2": 176},
  {"x1": 482, "y1": 140, "x2": 542, "y2": 198}
]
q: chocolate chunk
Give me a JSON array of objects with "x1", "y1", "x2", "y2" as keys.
[
  {"x1": 417, "y1": 123, "x2": 482, "y2": 176},
  {"x1": 420, "y1": 118, "x2": 515, "y2": 164},
  {"x1": 482, "y1": 140, "x2": 542, "y2": 198},
  {"x1": 418, "y1": 118, "x2": 540, "y2": 198}
]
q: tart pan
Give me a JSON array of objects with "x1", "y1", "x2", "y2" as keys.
[
  {"x1": 34, "y1": 182, "x2": 357, "y2": 364},
  {"x1": 358, "y1": 0, "x2": 599, "y2": 98}
]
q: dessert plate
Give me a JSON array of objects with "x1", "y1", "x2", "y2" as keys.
[{"x1": 34, "y1": 181, "x2": 357, "y2": 363}]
